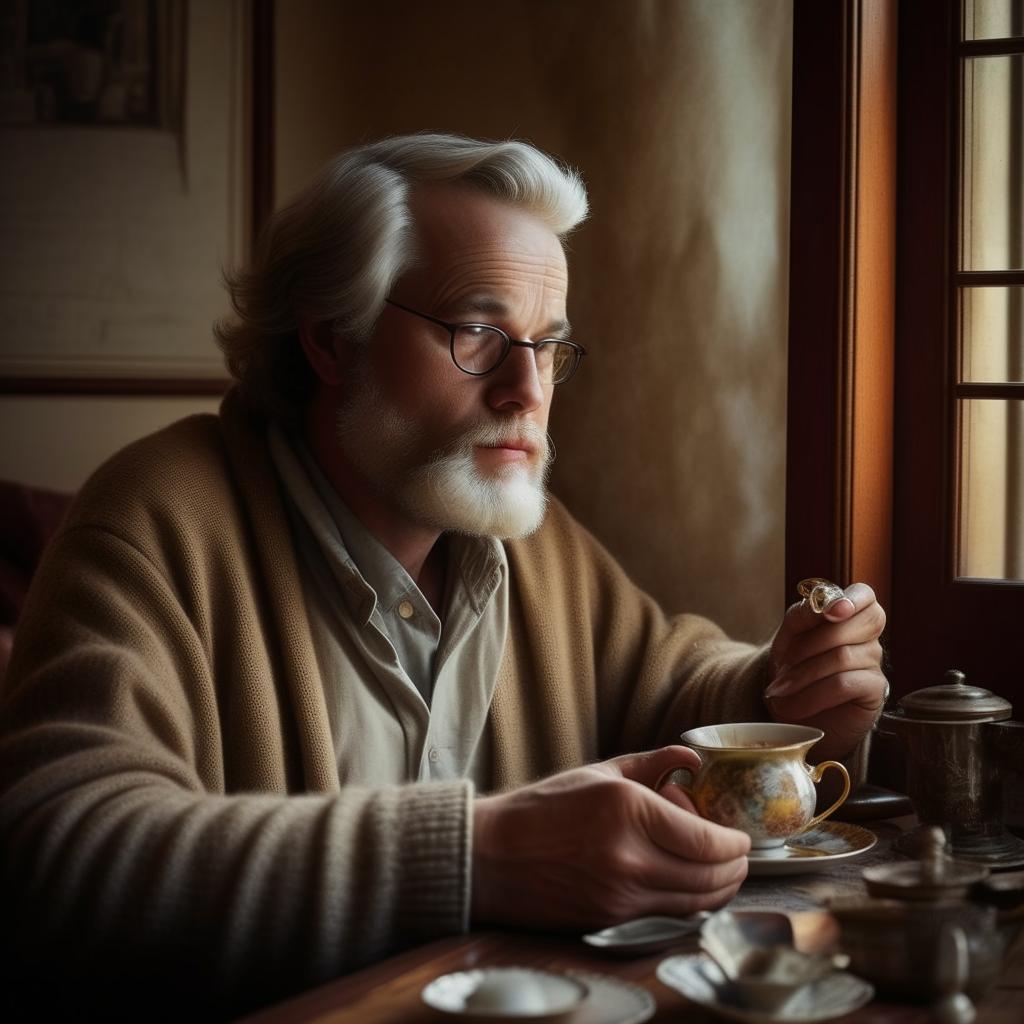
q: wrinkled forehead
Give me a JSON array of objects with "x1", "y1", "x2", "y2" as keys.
[{"x1": 402, "y1": 184, "x2": 569, "y2": 299}]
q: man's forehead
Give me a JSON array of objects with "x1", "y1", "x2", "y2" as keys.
[
  {"x1": 402, "y1": 185, "x2": 569, "y2": 311},
  {"x1": 409, "y1": 183, "x2": 564, "y2": 258}
]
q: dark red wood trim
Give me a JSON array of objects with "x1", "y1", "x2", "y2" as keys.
[
  {"x1": 959, "y1": 36, "x2": 1024, "y2": 56},
  {"x1": 847, "y1": 0, "x2": 897, "y2": 616},
  {"x1": 786, "y1": 0, "x2": 896, "y2": 616},
  {"x1": 955, "y1": 270, "x2": 1024, "y2": 285},
  {"x1": 891, "y1": 0, "x2": 958, "y2": 696},
  {"x1": 955, "y1": 383, "x2": 1024, "y2": 398},
  {"x1": 786, "y1": 0, "x2": 850, "y2": 601}
]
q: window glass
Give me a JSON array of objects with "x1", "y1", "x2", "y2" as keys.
[
  {"x1": 960, "y1": 54, "x2": 1024, "y2": 271},
  {"x1": 958, "y1": 398, "x2": 1024, "y2": 579},
  {"x1": 964, "y1": 0, "x2": 1024, "y2": 40},
  {"x1": 960, "y1": 286, "x2": 1024, "y2": 381}
]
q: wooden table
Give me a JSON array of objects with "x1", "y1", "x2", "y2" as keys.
[
  {"x1": 241, "y1": 818, "x2": 1024, "y2": 1024},
  {"x1": 239, "y1": 924, "x2": 1023, "y2": 1024}
]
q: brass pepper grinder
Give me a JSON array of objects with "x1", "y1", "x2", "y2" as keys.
[{"x1": 879, "y1": 669, "x2": 1024, "y2": 866}]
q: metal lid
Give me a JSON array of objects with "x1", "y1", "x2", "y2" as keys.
[
  {"x1": 897, "y1": 669, "x2": 1012, "y2": 723},
  {"x1": 862, "y1": 827, "x2": 989, "y2": 902}
]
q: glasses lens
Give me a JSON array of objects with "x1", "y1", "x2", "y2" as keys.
[
  {"x1": 543, "y1": 342, "x2": 579, "y2": 384},
  {"x1": 453, "y1": 325, "x2": 508, "y2": 374}
]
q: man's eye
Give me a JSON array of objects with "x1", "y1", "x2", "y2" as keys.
[{"x1": 534, "y1": 344, "x2": 556, "y2": 367}]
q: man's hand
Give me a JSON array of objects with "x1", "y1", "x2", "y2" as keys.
[
  {"x1": 471, "y1": 746, "x2": 750, "y2": 931},
  {"x1": 766, "y1": 582, "x2": 887, "y2": 761}
]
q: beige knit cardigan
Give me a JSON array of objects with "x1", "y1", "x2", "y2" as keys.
[{"x1": 0, "y1": 391, "x2": 770, "y2": 1017}]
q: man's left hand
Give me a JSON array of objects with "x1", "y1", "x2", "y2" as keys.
[{"x1": 765, "y1": 582, "x2": 887, "y2": 761}]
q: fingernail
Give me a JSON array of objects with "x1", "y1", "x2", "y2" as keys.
[
  {"x1": 764, "y1": 677, "x2": 797, "y2": 698},
  {"x1": 823, "y1": 597, "x2": 855, "y2": 620}
]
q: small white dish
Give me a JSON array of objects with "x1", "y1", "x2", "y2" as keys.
[
  {"x1": 561, "y1": 972, "x2": 655, "y2": 1024},
  {"x1": 746, "y1": 822, "x2": 877, "y2": 877},
  {"x1": 657, "y1": 953, "x2": 874, "y2": 1023},
  {"x1": 582, "y1": 913, "x2": 709, "y2": 954},
  {"x1": 421, "y1": 967, "x2": 587, "y2": 1022}
]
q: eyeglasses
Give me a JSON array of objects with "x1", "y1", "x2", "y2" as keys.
[{"x1": 384, "y1": 299, "x2": 586, "y2": 385}]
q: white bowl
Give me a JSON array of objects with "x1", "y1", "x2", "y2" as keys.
[{"x1": 422, "y1": 967, "x2": 588, "y2": 1022}]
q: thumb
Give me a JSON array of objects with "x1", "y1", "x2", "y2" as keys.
[{"x1": 606, "y1": 745, "x2": 701, "y2": 789}]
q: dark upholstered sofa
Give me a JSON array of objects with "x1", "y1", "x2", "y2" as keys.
[{"x1": 0, "y1": 480, "x2": 73, "y2": 679}]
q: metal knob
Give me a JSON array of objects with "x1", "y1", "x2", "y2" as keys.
[
  {"x1": 919, "y1": 826, "x2": 948, "y2": 886},
  {"x1": 931, "y1": 924, "x2": 976, "y2": 1024}
]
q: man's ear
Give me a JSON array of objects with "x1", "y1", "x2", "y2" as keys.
[{"x1": 297, "y1": 316, "x2": 346, "y2": 387}]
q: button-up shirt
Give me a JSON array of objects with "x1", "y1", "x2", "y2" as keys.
[{"x1": 268, "y1": 423, "x2": 508, "y2": 786}]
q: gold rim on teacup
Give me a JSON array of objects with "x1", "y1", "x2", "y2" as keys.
[{"x1": 654, "y1": 723, "x2": 851, "y2": 849}]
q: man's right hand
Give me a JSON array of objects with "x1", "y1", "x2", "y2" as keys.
[{"x1": 470, "y1": 746, "x2": 750, "y2": 930}]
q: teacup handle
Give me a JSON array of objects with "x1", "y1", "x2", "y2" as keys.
[
  {"x1": 653, "y1": 758, "x2": 700, "y2": 799},
  {"x1": 800, "y1": 760, "x2": 851, "y2": 833}
]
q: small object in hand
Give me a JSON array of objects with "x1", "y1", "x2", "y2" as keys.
[{"x1": 797, "y1": 577, "x2": 847, "y2": 614}]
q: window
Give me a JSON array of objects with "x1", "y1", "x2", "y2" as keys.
[
  {"x1": 892, "y1": 0, "x2": 1024, "y2": 700},
  {"x1": 957, "y1": 0, "x2": 1024, "y2": 580},
  {"x1": 788, "y1": 0, "x2": 1024, "y2": 706}
]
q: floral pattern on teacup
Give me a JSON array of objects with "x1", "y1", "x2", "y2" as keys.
[{"x1": 694, "y1": 759, "x2": 817, "y2": 846}]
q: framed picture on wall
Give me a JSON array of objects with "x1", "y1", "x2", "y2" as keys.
[{"x1": 0, "y1": 0, "x2": 272, "y2": 395}]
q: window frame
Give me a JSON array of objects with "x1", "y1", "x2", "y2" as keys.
[
  {"x1": 891, "y1": 0, "x2": 1024, "y2": 700},
  {"x1": 787, "y1": 0, "x2": 1024, "y2": 706},
  {"x1": 786, "y1": 0, "x2": 897, "y2": 636}
]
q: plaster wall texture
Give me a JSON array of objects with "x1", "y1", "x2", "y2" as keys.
[{"x1": 275, "y1": 0, "x2": 792, "y2": 642}]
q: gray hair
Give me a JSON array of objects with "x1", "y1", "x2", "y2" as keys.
[{"x1": 215, "y1": 132, "x2": 589, "y2": 415}]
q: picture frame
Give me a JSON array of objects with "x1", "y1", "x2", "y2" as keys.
[{"x1": 0, "y1": 0, "x2": 273, "y2": 396}]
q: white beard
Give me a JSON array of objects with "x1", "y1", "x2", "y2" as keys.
[{"x1": 335, "y1": 369, "x2": 551, "y2": 540}]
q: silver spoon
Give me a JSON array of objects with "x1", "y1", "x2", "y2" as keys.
[{"x1": 582, "y1": 913, "x2": 711, "y2": 955}]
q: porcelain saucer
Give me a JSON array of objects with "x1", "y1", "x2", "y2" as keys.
[
  {"x1": 746, "y1": 822, "x2": 877, "y2": 877},
  {"x1": 563, "y1": 972, "x2": 655, "y2": 1024},
  {"x1": 657, "y1": 953, "x2": 874, "y2": 1023}
]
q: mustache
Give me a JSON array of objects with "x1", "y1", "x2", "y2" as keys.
[{"x1": 431, "y1": 419, "x2": 550, "y2": 462}]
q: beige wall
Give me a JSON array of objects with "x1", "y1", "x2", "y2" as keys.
[{"x1": 275, "y1": 0, "x2": 791, "y2": 641}]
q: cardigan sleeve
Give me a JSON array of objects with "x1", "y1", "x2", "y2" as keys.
[{"x1": 0, "y1": 521, "x2": 471, "y2": 1018}]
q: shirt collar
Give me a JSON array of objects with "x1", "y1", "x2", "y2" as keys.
[{"x1": 269, "y1": 421, "x2": 506, "y2": 621}]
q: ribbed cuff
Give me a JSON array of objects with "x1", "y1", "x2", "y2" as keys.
[{"x1": 391, "y1": 780, "x2": 474, "y2": 939}]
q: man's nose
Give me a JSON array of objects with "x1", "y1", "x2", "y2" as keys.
[{"x1": 485, "y1": 343, "x2": 546, "y2": 413}]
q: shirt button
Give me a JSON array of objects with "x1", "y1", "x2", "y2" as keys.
[
  {"x1": 398, "y1": 600, "x2": 414, "y2": 620},
  {"x1": 428, "y1": 747, "x2": 440, "y2": 763}
]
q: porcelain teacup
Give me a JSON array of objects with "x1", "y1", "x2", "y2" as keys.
[{"x1": 657, "y1": 723, "x2": 850, "y2": 850}]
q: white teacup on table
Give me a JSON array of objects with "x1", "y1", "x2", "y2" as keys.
[{"x1": 656, "y1": 723, "x2": 850, "y2": 851}]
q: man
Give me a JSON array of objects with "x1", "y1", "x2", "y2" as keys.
[{"x1": 0, "y1": 133, "x2": 886, "y2": 1017}]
